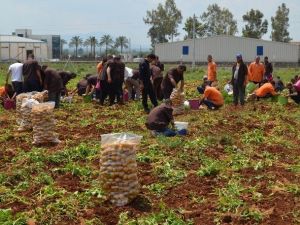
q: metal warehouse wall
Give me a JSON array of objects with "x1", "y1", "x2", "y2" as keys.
[{"x1": 155, "y1": 36, "x2": 300, "y2": 63}]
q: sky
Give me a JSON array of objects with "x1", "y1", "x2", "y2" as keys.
[{"x1": 1, "y1": 0, "x2": 300, "y2": 50}]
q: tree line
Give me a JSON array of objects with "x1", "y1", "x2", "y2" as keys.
[
  {"x1": 144, "y1": 0, "x2": 292, "y2": 47},
  {"x1": 61, "y1": 35, "x2": 129, "y2": 58}
]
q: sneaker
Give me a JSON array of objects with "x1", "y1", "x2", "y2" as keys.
[{"x1": 144, "y1": 108, "x2": 150, "y2": 114}]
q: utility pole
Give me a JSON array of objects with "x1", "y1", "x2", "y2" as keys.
[{"x1": 192, "y1": 14, "x2": 196, "y2": 69}]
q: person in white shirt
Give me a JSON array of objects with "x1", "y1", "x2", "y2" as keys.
[
  {"x1": 6, "y1": 61, "x2": 23, "y2": 94},
  {"x1": 124, "y1": 67, "x2": 140, "y2": 100}
]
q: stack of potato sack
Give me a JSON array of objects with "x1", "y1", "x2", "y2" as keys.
[
  {"x1": 170, "y1": 88, "x2": 185, "y2": 115},
  {"x1": 16, "y1": 91, "x2": 49, "y2": 131},
  {"x1": 100, "y1": 133, "x2": 142, "y2": 206},
  {"x1": 31, "y1": 102, "x2": 60, "y2": 145},
  {"x1": 17, "y1": 98, "x2": 39, "y2": 131}
]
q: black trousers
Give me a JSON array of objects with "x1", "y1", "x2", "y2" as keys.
[
  {"x1": 100, "y1": 80, "x2": 110, "y2": 105},
  {"x1": 12, "y1": 81, "x2": 23, "y2": 95},
  {"x1": 109, "y1": 80, "x2": 123, "y2": 105},
  {"x1": 291, "y1": 94, "x2": 300, "y2": 104},
  {"x1": 233, "y1": 80, "x2": 245, "y2": 106},
  {"x1": 23, "y1": 79, "x2": 42, "y2": 93},
  {"x1": 142, "y1": 82, "x2": 158, "y2": 110}
]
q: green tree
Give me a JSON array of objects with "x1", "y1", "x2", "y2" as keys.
[
  {"x1": 200, "y1": 4, "x2": 237, "y2": 36},
  {"x1": 242, "y1": 9, "x2": 268, "y2": 39},
  {"x1": 84, "y1": 36, "x2": 98, "y2": 58},
  {"x1": 144, "y1": 0, "x2": 182, "y2": 47},
  {"x1": 183, "y1": 16, "x2": 207, "y2": 39},
  {"x1": 60, "y1": 39, "x2": 67, "y2": 59},
  {"x1": 69, "y1": 36, "x2": 83, "y2": 58},
  {"x1": 271, "y1": 3, "x2": 292, "y2": 42},
  {"x1": 115, "y1": 36, "x2": 129, "y2": 54},
  {"x1": 99, "y1": 34, "x2": 114, "y2": 56}
]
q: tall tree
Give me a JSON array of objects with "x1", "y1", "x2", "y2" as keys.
[
  {"x1": 69, "y1": 36, "x2": 83, "y2": 58},
  {"x1": 200, "y1": 4, "x2": 237, "y2": 36},
  {"x1": 271, "y1": 3, "x2": 292, "y2": 42},
  {"x1": 144, "y1": 0, "x2": 182, "y2": 47},
  {"x1": 183, "y1": 16, "x2": 207, "y2": 39},
  {"x1": 99, "y1": 35, "x2": 114, "y2": 56},
  {"x1": 242, "y1": 9, "x2": 268, "y2": 39},
  {"x1": 60, "y1": 39, "x2": 67, "y2": 58},
  {"x1": 115, "y1": 36, "x2": 129, "y2": 54},
  {"x1": 84, "y1": 36, "x2": 98, "y2": 58}
]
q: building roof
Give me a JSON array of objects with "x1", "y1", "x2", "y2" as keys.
[{"x1": 0, "y1": 35, "x2": 45, "y2": 43}]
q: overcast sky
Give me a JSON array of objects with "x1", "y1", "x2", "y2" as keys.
[{"x1": 1, "y1": 0, "x2": 299, "y2": 50}]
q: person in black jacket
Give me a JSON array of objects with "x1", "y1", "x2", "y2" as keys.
[
  {"x1": 231, "y1": 54, "x2": 248, "y2": 106},
  {"x1": 139, "y1": 54, "x2": 158, "y2": 113}
]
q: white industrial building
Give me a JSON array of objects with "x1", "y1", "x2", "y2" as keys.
[
  {"x1": 155, "y1": 35, "x2": 300, "y2": 64},
  {"x1": 0, "y1": 35, "x2": 48, "y2": 61},
  {"x1": 14, "y1": 29, "x2": 61, "y2": 59}
]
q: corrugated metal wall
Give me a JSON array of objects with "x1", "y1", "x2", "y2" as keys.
[{"x1": 155, "y1": 36, "x2": 300, "y2": 63}]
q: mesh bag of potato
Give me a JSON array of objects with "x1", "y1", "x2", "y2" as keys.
[
  {"x1": 16, "y1": 93, "x2": 31, "y2": 126},
  {"x1": 170, "y1": 88, "x2": 185, "y2": 115},
  {"x1": 18, "y1": 98, "x2": 39, "y2": 131},
  {"x1": 100, "y1": 133, "x2": 142, "y2": 206},
  {"x1": 31, "y1": 102, "x2": 60, "y2": 145},
  {"x1": 16, "y1": 91, "x2": 48, "y2": 127}
]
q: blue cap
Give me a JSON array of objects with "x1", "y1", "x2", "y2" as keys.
[{"x1": 236, "y1": 53, "x2": 242, "y2": 58}]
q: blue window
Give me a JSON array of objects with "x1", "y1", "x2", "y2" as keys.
[
  {"x1": 182, "y1": 46, "x2": 189, "y2": 55},
  {"x1": 257, "y1": 46, "x2": 263, "y2": 56}
]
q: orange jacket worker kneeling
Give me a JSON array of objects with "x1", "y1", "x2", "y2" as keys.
[
  {"x1": 254, "y1": 81, "x2": 277, "y2": 98},
  {"x1": 198, "y1": 82, "x2": 224, "y2": 110}
]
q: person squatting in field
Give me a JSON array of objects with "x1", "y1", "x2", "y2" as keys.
[
  {"x1": 145, "y1": 99, "x2": 187, "y2": 137},
  {"x1": 197, "y1": 81, "x2": 224, "y2": 110},
  {"x1": 286, "y1": 81, "x2": 300, "y2": 104}
]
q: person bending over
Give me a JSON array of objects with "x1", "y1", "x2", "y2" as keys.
[
  {"x1": 198, "y1": 82, "x2": 224, "y2": 110},
  {"x1": 145, "y1": 99, "x2": 187, "y2": 137}
]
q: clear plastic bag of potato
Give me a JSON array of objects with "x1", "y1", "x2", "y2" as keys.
[{"x1": 100, "y1": 133, "x2": 142, "y2": 206}]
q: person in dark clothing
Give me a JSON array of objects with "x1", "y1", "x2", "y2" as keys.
[
  {"x1": 286, "y1": 82, "x2": 300, "y2": 104},
  {"x1": 151, "y1": 64, "x2": 163, "y2": 101},
  {"x1": 231, "y1": 54, "x2": 248, "y2": 106},
  {"x1": 84, "y1": 74, "x2": 98, "y2": 99},
  {"x1": 43, "y1": 67, "x2": 63, "y2": 108},
  {"x1": 152, "y1": 56, "x2": 165, "y2": 100},
  {"x1": 145, "y1": 99, "x2": 187, "y2": 137},
  {"x1": 264, "y1": 56, "x2": 273, "y2": 81},
  {"x1": 139, "y1": 54, "x2": 158, "y2": 113},
  {"x1": 69, "y1": 74, "x2": 91, "y2": 96},
  {"x1": 58, "y1": 71, "x2": 76, "y2": 96},
  {"x1": 77, "y1": 78, "x2": 89, "y2": 96},
  {"x1": 100, "y1": 55, "x2": 114, "y2": 105},
  {"x1": 22, "y1": 54, "x2": 43, "y2": 92},
  {"x1": 274, "y1": 76, "x2": 284, "y2": 92},
  {"x1": 161, "y1": 65, "x2": 186, "y2": 99},
  {"x1": 107, "y1": 56, "x2": 125, "y2": 105}
]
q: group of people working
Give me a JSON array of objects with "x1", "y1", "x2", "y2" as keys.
[
  {"x1": 2, "y1": 53, "x2": 299, "y2": 138},
  {"x1": 76, "y1": 54, "x2": 186, "y2": 114},
  {"x1": 2, "y1": 54, "x2": 76, "y2": 108},
  {"x1": 146, "y1": 54, "x2": 300, "y2": 137}
]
